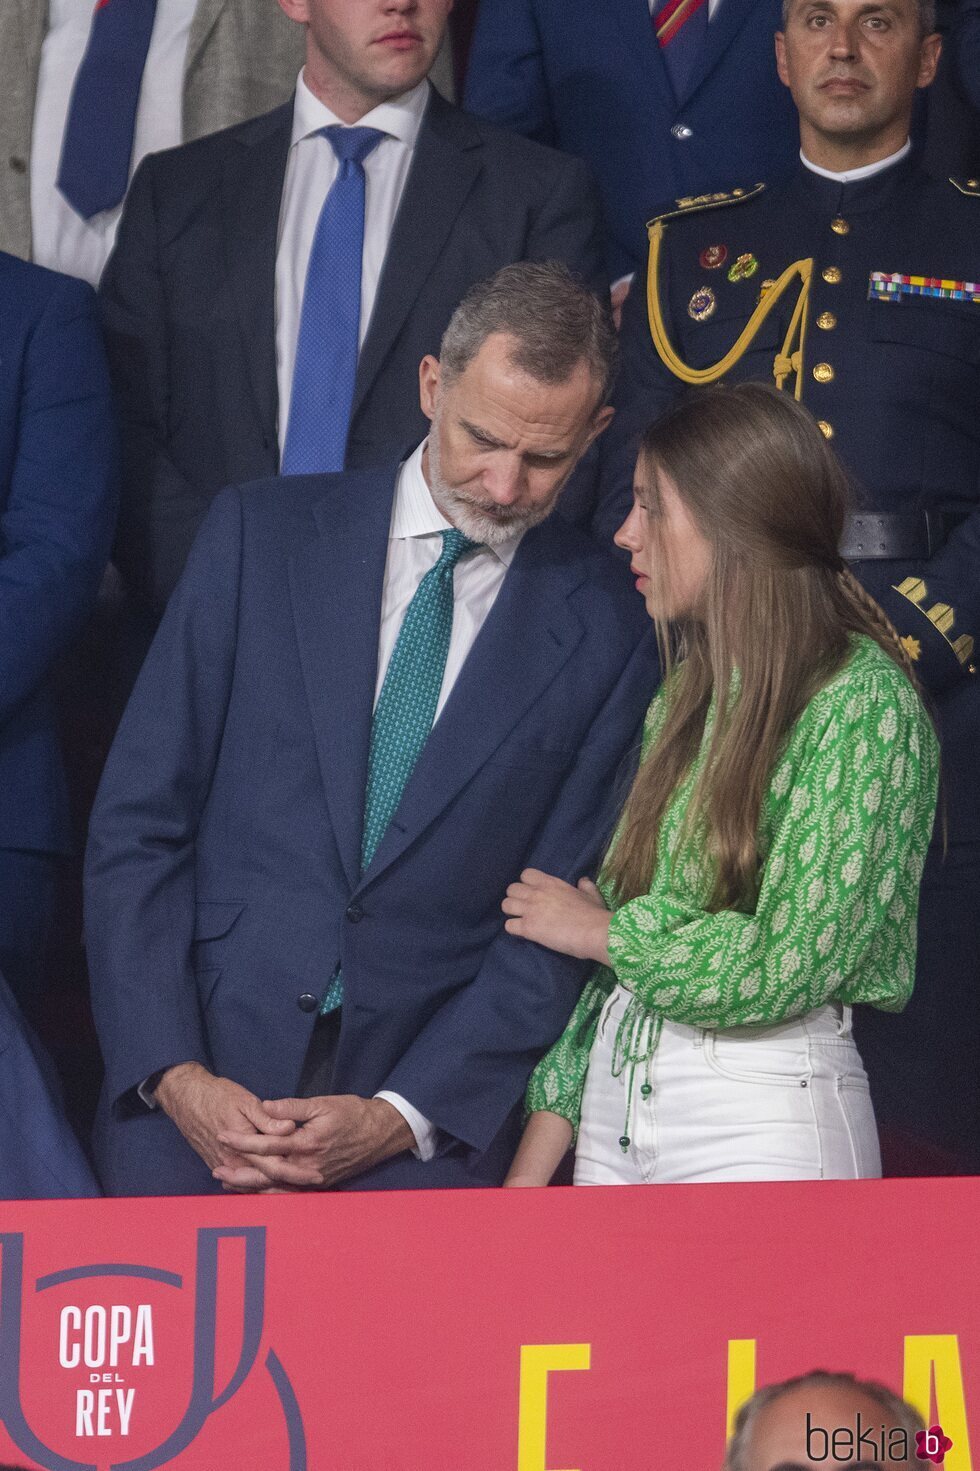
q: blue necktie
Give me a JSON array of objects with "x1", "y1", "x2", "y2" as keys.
[
  {"x1": 320, "y1": 529, "x2": 478, "y2": 1015},
  {"x1": 57, "y1": 0, "x2": 159, "y2": 220},
  {"x1": 281, "y1": 126, "x2": 385, "y2": 476},
  {"x1": 654, "y1": 0, "x2": 709, "y2": 101}
]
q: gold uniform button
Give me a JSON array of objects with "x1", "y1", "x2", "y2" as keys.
[
  {"x1": 817, "y1": 420, "x2": 834, "y2": 439},
  {"x1": 813, "y1": 362, "x2": 834, "y2": 383},
  {"x1": 816, "y1": 311, "x2": 837, "y2": 330},
  {"x1": 822, "y1": 266, "x2": 842, "y2": 284},
  {"x1": 831, "y1": 217, "x2": 849, "y2": 235}
]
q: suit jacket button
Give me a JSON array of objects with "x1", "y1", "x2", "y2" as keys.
[
  {"x1": 671, "y1": 123, "x2": 693, "y2": 140},
  {"x1": 298, "y1": 993, "x2": 319, "y2": 1013},
  {"x1": 346, "y1": 903, "x2": 364, "y2": 923}
]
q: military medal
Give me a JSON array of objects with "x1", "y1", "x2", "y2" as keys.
[
  {"x1": 699, "y1": 244, "x2": 728, "y2": 270},
  {"x1": 868, "y1": 271, "x2": 980, "y2": 304},
  {"x1": 688, "y1": 286, "x2": 717, "y2": 321},
  {"x1": 727, "y1": 253, "x2": 759, "y2": 283}
]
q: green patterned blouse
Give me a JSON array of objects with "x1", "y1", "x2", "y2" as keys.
[{"x1": 526, "y1": 635, "x2": 940, "y2": 1132}]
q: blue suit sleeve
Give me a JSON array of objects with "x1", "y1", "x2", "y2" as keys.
[
  {"x1": 876, "y1": 496, "x2": 980, "y2": 696},
  {"x1": 85, "y1": 489, "x2": 244, "y2": 1108},
  {"x1": 0, "y1": 275, "x2": 117, "y2": 725},
  {"x1": 381, "y1": 632, "x2": 657, "y2": 1155},
  {"x1": 463, "y1": 0, "x2": 555, "y2": 145}
]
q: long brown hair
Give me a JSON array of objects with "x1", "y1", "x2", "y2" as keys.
[{"x1": 604, "y1": 383, "x2": 923, "y2": 911}]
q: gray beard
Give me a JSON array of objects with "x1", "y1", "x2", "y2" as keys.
[{"x1": 425, "y1": 426, "x2": 554, "y2": 548}]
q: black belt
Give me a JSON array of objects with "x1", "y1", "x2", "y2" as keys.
[{"x1": 841, "y1": 511, "x2": 966, "y2": 561}]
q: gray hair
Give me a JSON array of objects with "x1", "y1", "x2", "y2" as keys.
[
  {"x1": 724, "y1": 1371, "x2": 925, "y2": 1471},
  {"x1": 781, "y1": 0, "x2": 936, "y2": 33},
  {"x1": 438, "y1": 260, "x2": 618, "y2": 406}
]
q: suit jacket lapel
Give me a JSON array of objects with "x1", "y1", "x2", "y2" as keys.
[
  {"x1": 288, "y1": 470, "x2": 395, "y2": 891},
  {"x1": 678, "y1": 0, "x2": 757, "y2": 106},
  {"x1": 219, "y1": 106, "x2": 292, "y2": 456},
  {"x1": 350, "y1": 89, "x2": 482, "y2": 426},
  {"x1": 185, "y1": 0, "x2": 226, "y2": 73},
  {"x1": 360, "y1": 526, "x2": 587, "y2": 887},
  {"x1": 610, "y1": 0, "x2": 674, "y2": 110}
]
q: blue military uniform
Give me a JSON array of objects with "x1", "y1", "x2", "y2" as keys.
[{"x1": 599, "y1": 152, "x2": 980, "y2": 1171}]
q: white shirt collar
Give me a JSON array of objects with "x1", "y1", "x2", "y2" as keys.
[
  {"x1": 800, "y1": 138, "x2": 911, "y2": 184},
  {"x1": 392, "y1": 441, "x2": 521, "y2": 567},
  {"x1": 290, "y1": 69, "x2": 429, "y2": 149}
]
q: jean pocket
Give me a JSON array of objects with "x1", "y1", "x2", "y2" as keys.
[
  {"x1": 703, "y1": 1028, "x2": 812, "y2": 1087},
  {"x1": 836, "y1": 1075, "x2": 881, "y2": 1178}
]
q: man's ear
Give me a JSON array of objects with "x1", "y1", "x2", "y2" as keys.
[
  {"x1": 774, "y1": 31, "x2": 790, "y2": 89},
  {"x1": 586, "y1": 404, "x2": 615, "y2": 449},
  {"x1": 917, "y1": 31, "x2": 942, "y2": 89},
  {"x1": 276, "y1": 0, "x2": 309, "y2": 25},
  {"x1": 419, "y1": 355, "x2": 440, "y2": 422}
]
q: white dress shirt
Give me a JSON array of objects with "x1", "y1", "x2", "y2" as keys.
[
  {"x1": 800, "y1": 139, "x2": 912, "y2": 184},
  {"x1": 31, "y1": 0, "x2": 194, "y2": 286},
  {"x1": 275, "y1": 72, "x2": 429, "y2": 453},
  {"x1": 374, "y1": 441, "x2": 521, "y2": 1158}
]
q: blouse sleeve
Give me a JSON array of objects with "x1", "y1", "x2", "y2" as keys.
[
  {"x1": 525, "y1": 967, "x2": 615, "y2": 1134},
  {"x1": 605, "y1": 671, "x2": 939, "y2": 1029}
]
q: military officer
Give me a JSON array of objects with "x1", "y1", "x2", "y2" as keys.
[{"x1": 597, "y1": 0, "x2": 980, "y2": 1173}]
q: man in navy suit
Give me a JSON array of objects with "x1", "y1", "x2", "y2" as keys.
[
  {"x1": 0, "y1": 252, "x2": 117, "y2": 1013},
  {"x1": 85, "y1": 264, "x2": 657, "y2": 1197},
  {"x1": 463, "y1": 0, "x2": 799, "y2": 288},
  {"x1": 101, "y1": 0, "x2": 606, "y2": 618}
]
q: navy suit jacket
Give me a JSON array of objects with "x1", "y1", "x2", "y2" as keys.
[
  {"x1": 463, "y1": 0, "x2": 799, "y2": 281},
  {"x1": 0, "y1": 968, "x2": 100, "y2": 1200},
  {"x1": 100, "y1": 85, "x2": 607, "y2": 615},
  {"x1": 0, "y1": 253, "x2": 117, "y2": 856},
  {"x1": 85, "y1": 470, "x2": 657, "y2": 1196}
]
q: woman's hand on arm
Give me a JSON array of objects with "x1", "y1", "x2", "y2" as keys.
[
  {"x1": 502, "y1": 871, "x2": 611, "y2": 963},
  {"x1": 503, "y1": 1110, "x2": 575, "y2": 1187}
]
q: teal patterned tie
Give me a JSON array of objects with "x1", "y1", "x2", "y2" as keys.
[{"x1": 320, "y1": 528, "x2": 478, "y2": 1014}]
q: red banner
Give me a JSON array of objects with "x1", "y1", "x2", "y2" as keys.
[{"x1": 0, "y1": 1179, "x2": 975, "y2": 1470}]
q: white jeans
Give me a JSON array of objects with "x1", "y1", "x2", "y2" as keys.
[{"x1": 574, "y1": 986, "x2": 881, "y2": 1185}]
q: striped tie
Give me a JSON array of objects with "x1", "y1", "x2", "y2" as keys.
[{"x1": 654, "y1": 0, "x2": 709, "y2": 100}]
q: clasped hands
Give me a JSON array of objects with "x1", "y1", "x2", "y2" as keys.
[
  {"x1": 154, "y1": 1062, "x2": 414, "y2": 1193},
  {"x1": 501, "y1": 868, "x2": 611, "y2": 965}
]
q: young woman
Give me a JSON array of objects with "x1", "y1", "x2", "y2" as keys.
[{"x1": 502, "y1": 384, "x2": 939, "y2": 1186}]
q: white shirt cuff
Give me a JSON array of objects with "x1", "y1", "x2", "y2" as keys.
[
  {"x1": 611, "y1": 271, "x2": 636, "y2": 294},
  {"x1": 374, "y1": 1090, "x2": 438, "y2": 1161},
  {"x1": 137, "y1": 1075, "x2": 161, "y2": 1110}
]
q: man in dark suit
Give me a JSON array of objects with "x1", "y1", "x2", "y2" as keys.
[
  {"x1": 596, "y1": 0, "x2": 980, "y2": 1172},
  {"x1": 85, "y1": 263, "x2": 656, "y2": 1198},
  {"x1": 463, "y1": 0, "x2": 799, "y2": 287},
  {"x1": 0, "y1": 252, "x2": 117, "y2": 1013},
  {"x1": 101, "y1": 0, "x2": 606, "y2": 618}
]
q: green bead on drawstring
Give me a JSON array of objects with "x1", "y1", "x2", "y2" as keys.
[{"x1": 619, "y1": 1135, "x2": 631, "y2": 1151}]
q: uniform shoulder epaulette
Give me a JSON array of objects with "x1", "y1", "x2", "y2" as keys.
[
  {"x1": 949, "y1": 176, "x2": 980, "y2": 197},
  {"x1": 646, "y1": 183, "x2": 765, "y2": 229}
]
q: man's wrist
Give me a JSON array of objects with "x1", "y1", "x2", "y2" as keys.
[
  {"x1": 154, "y1": 1061, "x2": 209, "y2": 1114},
  {"x1": 371, "y1": 1097, "x2": 417, "y2": 1160}
]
